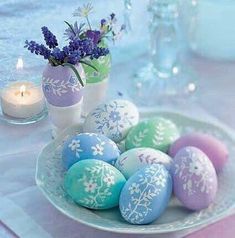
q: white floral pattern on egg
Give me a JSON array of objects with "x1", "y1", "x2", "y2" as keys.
[
  {"x1": 119, "y1": 164, "x2": 172, "y2": 224},
  {"x1": 64, "y1": 159, "x2": 126, "y2": 209},
  {"x1": 172, "y1": 146, "x2": 218, "y2": 211},
  {"x1": 115, "y1": 148, "x2": 172, "y2": 179},
  {"x1": 83, "y1": 99, "x2": 139, "y2": 142}
]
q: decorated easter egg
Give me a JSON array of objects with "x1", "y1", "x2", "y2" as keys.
[
  {"x1": 83, "y1": 42, "x2": 111, "y2": 84},
  {"x1": 125, "y1": 117, "x2": 180, "y2": 152},
  {"x1": 115, "y1": 148, "x2": 172, "y2": 179},
  {"x1": 169, "y1": 133, "x2": 228, "y2": 172},
  {"x1": 172, "y1": 146, "x2": 218, "y2": 211},
  {"x1": 83, "y1": 99, "x2": 139, "y2": 142},
  {"x1": 64, "y1": 159, "x2": 126, "y2": 209},
  {"x1": 42, "y1": 64, "x2": 85, "y2": 107},
  {"x1": 119, "y1": 164, "x2": 172, "y2": 224},
  {"x1": 62, "y1": 133, "x2": 120, "y2": 170},
  {"x1": 83, "y1": 56, "x2": 111, "y2": 84}
]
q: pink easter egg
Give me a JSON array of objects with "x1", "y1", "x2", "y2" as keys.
[{"x1": 169, "y1": 133, "x2": 228, "y2": 172}]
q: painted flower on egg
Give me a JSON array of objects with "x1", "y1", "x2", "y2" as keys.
[
  {"x1": 173, "y1": 147, "x2": 215, "y2": 196},
  {"x1": 68, "y1": 139, "x2": 82, "y2": 156},
  {"x1": 109, "y1": 111, "x2": 121, "y2": 122},
  {"x1": 83, "y1": 100, "x2": 139, "y2": 142},
  {"x1": 91, "y1": 143, "x2": 105, "y2": 156},
  {"x1": 119, "y1": 164, "x2": 172, "y2": 224},
  {"x1": 84, "y1": 180, "x2": 97, "y2": 193},
  {"x1": 62, "y1": 133, "x2": 120, "y2": 169},
  {"x1": 64, "y1": 160, "x2": 126, "y2": 209},
  {"x1": 129, "y1": 183, "x2": 140, "y2": 195}
]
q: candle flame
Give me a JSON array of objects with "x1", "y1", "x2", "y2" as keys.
[
  {"x1": 16, "y1": 57, "x2": 24, "y2": 70},
  {"x1": 20, "y1": 85, "x2": 26, "y2": 97}
]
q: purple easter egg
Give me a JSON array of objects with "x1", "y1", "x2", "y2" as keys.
[
  {"x1": 42, "y1": 64, "x2": 85, "y2": 107},
  {"x1": 169, "y1": 133, "x2": 228, "y2": 172},
  {"x1": 172, "y1": 146, "x2": 217, "y2": 211}
]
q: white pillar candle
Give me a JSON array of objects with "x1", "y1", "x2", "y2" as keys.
[{"x1": 1, "y1": 82, "x2": 45, "y2": 119}]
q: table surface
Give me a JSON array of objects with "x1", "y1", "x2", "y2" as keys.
[{"x1": 1, "y1": 1, "x2": 235, "y2": 238}]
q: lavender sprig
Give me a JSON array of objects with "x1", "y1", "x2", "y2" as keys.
[
  {"x1": 24, "y1": 40, "x2": 51, "y2": 59},
  {"x1": 41, "y1": 26, "x2": 58, "y2": 49}
]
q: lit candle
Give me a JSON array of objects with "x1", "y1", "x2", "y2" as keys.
[{"x1": 1, "y1": 82, "x2": 45, "y2": 119}]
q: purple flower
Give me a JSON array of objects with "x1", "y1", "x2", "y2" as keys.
[
  {"x1": 51, "y1": 47, "x2": 65, "y2": 61},
  {"x1": 109, "y1": 111, "x2": 121, "y2": 122},
  {"x1": 67, "y1": 50, "x2": 81, "y2": 64},
  {"x1": 64, "y1": 21, "x2": 85, "y2": 40},
  {"x1": 68, "y1": 38, "x2": 94, "y2": 57},
  {"x1": 86, "y1": 30, "x2": 101, "y2": 45},
  {"x1": 41, "y1": 26, "x2": 58, "y2": 49},
  {"x1": 25, "y1": 24, "x2": 109, "y2": 66},
  {"x1": 101, "y1": 19, "x2": 106, "y2": 26},
  {"x1": 110, "y1": 13, "x2": 115, "y2": 20},
  {"x1": 62, "y1": 46, "x2": 70, "y2": 55},
  {"x1": 90, "y1": 46, "x2": 109, "y2": 60},
  {"x1": 24, "y1": 40, "x2": 51, "y2": 59}
]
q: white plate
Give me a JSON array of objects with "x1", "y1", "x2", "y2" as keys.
[{"x1": 35, "y1": 111, "x2": 235, "y2": 234}]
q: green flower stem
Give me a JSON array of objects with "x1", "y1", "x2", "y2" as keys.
[
  {"x1": 86, "y1": 16, "x2": 92, "y2": 30},
  {"x1": 80, "y1": 60, "x2": 98, "y2": 72},
  {"x1": 64, "y1": 21, "x2": 76, "y2": 36}
]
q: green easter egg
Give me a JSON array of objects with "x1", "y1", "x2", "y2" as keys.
[
  {"x1": 64, "y1": 159, "x2": 126, "y2": 209},
  {"x1": 83, "y1": 55, "x2": 111, "y2": 84},
  {"x1": 125, "y1": 117, "x2": 180, "y2": 153},
  {"x1": 83, "y1": 41, "x2": 111, "y2": 84}
]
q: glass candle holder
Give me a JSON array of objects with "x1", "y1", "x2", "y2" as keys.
[{"x1": 0, "y1": 58, "x2": 47, "y2": 124}]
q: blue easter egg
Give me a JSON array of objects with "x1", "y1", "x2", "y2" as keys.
[
  {"x1": 62, "y1": 133, "x2": 120, "y2": 170},
  {"x1": 119, "y1": 164, "x2": 172, "y2": 224}
]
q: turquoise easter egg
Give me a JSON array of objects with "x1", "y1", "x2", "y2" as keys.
[
  {"x1": 64, "y1": 159, "x2": 126, "y2": 209},
  {"x1": 125, "y1": 117, "x2": 180, "y2": 152},
  {"x1": 119, "y1": 164, "x2": 172, "y2": 224},
  {"x1": 115, "y1": 148, "x2": 172, "y2": 179},
  {"x1": 62, "y1": 133, "x2": 120, "y2": 170}
]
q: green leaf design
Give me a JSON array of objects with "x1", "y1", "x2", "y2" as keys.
[
  {"x1": 62, "y1": 63, "x2": 84, "y2": 87},
  {"x1": 80, "y1": 60, "x2": 98, "y2": 72}
]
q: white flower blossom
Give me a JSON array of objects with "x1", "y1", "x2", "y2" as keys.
[
  {"x1": 84, "y1": 180, "x2": 97, "y2": 193},
  {"x1": 103, "y1": 175, "x2": 115, "y2": 186},
  {"x1": 91, "y1": 144, "x2": 104, "y2": 156},
  {"x1": 73, "y1": 3, "x2": 93, "y2": 17},
  {"x1": 155, "y1": 174, "x2": 166, "y2": 187},
  {"x1": 129, "y1": 183, "x2": 140, "y2": 194},
  {"x1": 189, "y1": 160, "x2": 204, "y2": 176},
  {"x1": 68, "y1": 139, "x2": 82, "y2": 155}
]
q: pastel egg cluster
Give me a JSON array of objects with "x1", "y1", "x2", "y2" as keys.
[{"x1": 62, "y1": 99, "x2": 228, "y2": 225}]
